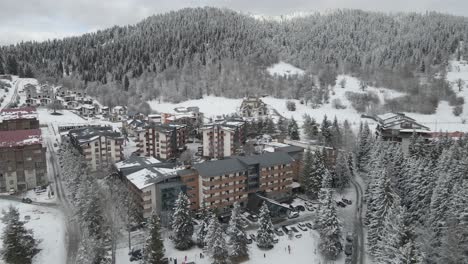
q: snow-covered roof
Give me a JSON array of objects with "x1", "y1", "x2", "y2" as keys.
[
  {"x1": 0, "y1": 129, "x2": 42, "y2": 148},
  {"x1": 126, "y1": 167, "x2": 178, "y2": 189},
  {"x1": 115, "y1": 156, "x2": 161, "y2": 170},
  {"x1": 0, "y1": 107, "x2": 38, "y2": 121}
]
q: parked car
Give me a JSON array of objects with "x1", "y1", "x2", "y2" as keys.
[
  {"x1": 274, "y1": 227, "x2": 284, "y2": 236},
  {"x1": 249, "y1": 234, "x2": 256, "y2": 241},
  {"x1": 282, "y1": 225, "x2": 291, "y2": 234},
  {"x1": 342, "y1": 198, "x2": 352, "y2": 205},
  {"x1": 298, "y1": 225, "x2": 308, "y2": 231},
  {"x1": 295, "y1": 205, "x2": 305, "y2": 212},
  {"x1": 8, "y1": 188, "x2": 15, "y2": 195},
  {"x1": 161, "y1": 258, "x2": 169, "y2": 264},
  {"x1": 21, "y1": 198, "x2": 32, "y2": 204},
  {"x1": 246, "y1": 238, "x2": 253, "y2": 244},
  {"x1": 305, "y1": 222, "x2": 314, "y2": 229},
  {"x1": 345, "y1": 256, "x2": 353, "y2": 264},
  {"x1": 129, "y1": 249, "x2": 142, "y2": 261},
  {"x1": 295, "y1": 234, "x2": 302, "y2": 238},
  {"x1": 336, "y1": 201, "x2": 347, "y2": 207},
  {"x1": 291, "y1": 226, "x2": 299, "y2": 233},
  {"x1": 345, "y1": 244, "x2": 353, "y2": 256},
  {"x1": 35, "y1": 186, "x2": 47, "y2": 194},
  {"x1": 273, "y1": 238, "x2": 279, "y2": 244},
  {"x1": 288, "y1": 211, "x2": 299, "y2": 219},
  {"x1": 346, "y1": 232, "x2": 354, "y2": 242},
  {"x1": 306, "y1": 204, "x2": 315, "y2": 211}
]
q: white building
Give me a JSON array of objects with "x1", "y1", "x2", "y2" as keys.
[{"x1": 201, "y1": 120, "x2": 245, "y2": 159}]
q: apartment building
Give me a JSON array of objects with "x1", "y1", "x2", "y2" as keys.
[
  {"x1": 201, "y1": 119, "x2": 246, "y2": 159},
  {"x1": 193, "y1": 152, "x2": 294, "y2": 211},
  {"x1": 136, "y1": 123, "x2": 187, "y2": 160},
  {"x1": 68, "y1": 126, "x2": 124, "y2": 171},
  {"x1": 115, "y1": 156, "x2": 191, "y2": 223},
  {"x1": 0, "y1": 107, "x2": 39, "y2": 131},
  {"x1": 0, "y1": 129, "x2": 47, "y2": 192},
  {"x1": 240, "y1": 97, "x2": 268, "y2": 117}
]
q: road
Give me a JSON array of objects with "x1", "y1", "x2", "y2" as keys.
[
  {"x1": 0, "y1": 194, "x2": 58, "y2": 208},
  {"x1": 44, "y1": 125, "x2": 80, "y2": 264},
  {"x1": 350, "y1": 174, "x2": 365, "y2": 264}
]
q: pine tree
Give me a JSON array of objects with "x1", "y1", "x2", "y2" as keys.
[
  {"x1": 277, "y1": 118, "x2": 288, "y2": 136},
  {"x1": 320, "y1": 115, "x2": 332, "y2": 146},
  {"x1": 303, "y1": 151, "x2": 327, "y2": 199},
  {"x1": 318, "y1": 190, "x2": 342, "y2": 260},
  {"x1": 342, "y1": 119, "x2": 355, "y2": 151},
  {"x1": 171, "y1": 192, "x2": 194, "y2": 250},
  {"x1": 374, "y1": 199, "x2": 405, "y2": 263},
  {"x1": 211, "y1": 228, "x2": 229, "y2": 264},
  {"x1": 331, "y1": 116, "x2": 342, "y2": 148},
  {"x1": 287, "y1": 117, "x2": 300, "y2": 140},
  {"x1": 333, "y1": 152, "x2": 351, "y2": 191},
  {"x1": 204, "y1": 215, "x2": 220, "y2": 254},
  {"x1": 196, "y1": 207, "x2": 210, "y2": 248},
  {"x1": 356, "y1": 122, "x2": 372, "y2": 171},
  {"x1": 227, "y1": 202, "x2": 248, "y2": 259},
  {"x1": 1, "y1": 206, "x2": 40, "y2": 264},
  {"x1": 256, "y1": 203, "x2": 274, "y2": 249},
  {"x1": 143, "y1": 214, "x2": 165, "y2": 264}
]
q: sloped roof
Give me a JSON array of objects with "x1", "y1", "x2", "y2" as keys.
[
  {"x1": 0, "y1": 129, "x2": 42, "y2": 148},
  {"x1": 193, "y1": 158, "x2": 247, "y2": 177},
  {"x1": 0, "y1": 107, "x2": 38, "y2": 121}
]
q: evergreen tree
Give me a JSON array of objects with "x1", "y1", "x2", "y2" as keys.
[
  {"x1": 320, "y1": 115, "x2": 332, "y2": 146},
  {"x1": 204, "y1": 216, "x2": 220, "y2": 254},
  {"x1": 196, "y1": 207, "x2": 210, "y2": 248},
  {"x1": 287, "y1": 117, "x2": 300, "y2": 140},
  {"x1": 256, "y1": 203, "x2": 274, "y2": 249},
  {"x1": 303, "y1": 151, "x2": 327, "y2": 199},
  {"x1": 331, "y1": 116, "x2": 342, "y2": 148},
  {"x1": 342, "y1": 119, "x2": 355, "y2": 151},
  {"x1": 227, "y1": 203, "x2": 248, "y2": 259},
  {"x1": 318, "y1": 190, "x2": 342, "y2": 259},
  {"x1": 143, "y1": 214, "x2": 165, "y2": 264},
  {"x1": 374, "y1": 199, "x2": 405, "y2": 263},
  {"x1": 1, "y1": 206, "x2": 40, "y2": 264},
  {"x1": 171, "y1": 192, "x2": 194, "y2": 250},
  {"x1": 277, "y1": 118, "x2": 288, "y2": 137},
  {"x1": 333, "y1": 152, "x2": 351, "y2": 191},
  {"x1": 356, "y1": 122, "x2": 372, "y2": 171},
  {"x1": 211, "y1": 229, "x2": 229, "y2": 264}
]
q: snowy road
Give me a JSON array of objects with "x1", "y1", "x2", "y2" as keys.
[
  {"x1": 44, "y1": 125, "x2": 80, "y2": 264},
  {"x1": 350, "y1": 174, "x2": 365, "y2": 264}
]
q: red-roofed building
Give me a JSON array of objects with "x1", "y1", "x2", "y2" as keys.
[
  {"x1": 0, "y1": 107, "x2": 39, "y2": 131},
  {"x1": 0, "y1": 128, "x2": 47, "y2": 192}
]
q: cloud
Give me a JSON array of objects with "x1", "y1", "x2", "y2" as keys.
[{"x1": 1, "y1": 0, "x2": 467, "y2": 45}]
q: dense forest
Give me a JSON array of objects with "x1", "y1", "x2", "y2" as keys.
[{"x1": 1, "y1": 8, "x2": 468, "y2": 113}]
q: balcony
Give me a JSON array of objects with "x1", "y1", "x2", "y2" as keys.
[{"x1": 202, "y1": 176, "x2": 247, "y2": 187}]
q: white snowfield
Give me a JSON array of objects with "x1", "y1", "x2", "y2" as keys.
[
  {"x1": 148, "y1": 61, "x2": 468, "y2": 132},
  {"x1": 267, "y1": 61, "x2": 305, "y2": 77},
  {"x1": 0, "y1": 200, "x2": 66, "y2": 264}
]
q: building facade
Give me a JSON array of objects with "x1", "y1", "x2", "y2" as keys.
[
  {"x1": 68, "y1": 126, "x2": 124, "y2": 171},
  {"x1": 240, "y1": 97, "x2": 268, "y2": 117},
  {"x1": 0, "y1": 107, "x2": 39, "y2": 131},
  {"x1": 201, "y1": 120, "x2": 246, "y2": 159},
  {"x1": 136, "y1": 124, "x2": 187, "y2": 160},
  {"x1": 193, "y1": 152, "x2": 294, "y2": 211},
  {"x1": 0, "y1": 129, "x2": 47, "y2": 192}
]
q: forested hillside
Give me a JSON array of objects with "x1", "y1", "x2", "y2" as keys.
[{"x1": 1, "y1": 8, "x2": 468, "y2": 113}]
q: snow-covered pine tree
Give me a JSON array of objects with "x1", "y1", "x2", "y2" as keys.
[
  {"x1": 256, "y1": 203, "x2": 274, "y2": 249},
  {"x1": 196, "y1": 207, "x2": 210, "y2": 248},
  {"x1": 318, "y1": 191, "x2": 342, "y2": 260},
  {"x1": 374, "y1": 198, "x2": 405, "y2": 263},
  {"x1": 1, "y1": 206, "x2": 40, "y2": 264},
  {"x1": 333, "y1": 151, "x2": 351, "y2": 191},
  {"x1": 143, "y1": 214, "x2": 165, "y2": 264},
  {"x1": 204, "y1": 215, "x2": 220, "y2": 255},
  {"x1": 211, "y1": 227, "x2": 229, "y2": 264},
  {"x1": 331, "y1": 116, "x2": 342, "y2": 148},
  {"x1": 356, "y1": 121, "x2": 372, "y2": 171},
  {"x1": 277, "y1": 118, "x2": 288, "y2": 137},
  {"x1": 305, "y1": 150, "x2": 327, "y2": 199},
  {"x1": 342, "y1": 119, "x2": 355, "y2": 151},
  {"x1": 287, "y1": 117, "x2": 300, "y2": 140},
  {"x1": 320, "y1": 115, "x2": 332, "y2": 146},
  {"x1": 227, "y1": 202, "x2": 248, "y2": 260},
  {"x1": 171, "y1": 192, "x2": 194, "y2": 250}
]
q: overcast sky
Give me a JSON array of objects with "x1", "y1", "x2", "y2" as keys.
[{"x1": 1, "y1": 0, "x2": 467, "y2": 45}]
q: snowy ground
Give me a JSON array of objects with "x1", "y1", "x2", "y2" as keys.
[
  {"x1": 0, "y1": 77, "x2": 16, "y2": 110},
  {"x1": 0, "y1": 199, "x2": 66, "y2": 264},
  {"x1": 267, "y1": 61, "x2": 305, "y2": 77},
  {"x1": 116, "y1": 227, "x2": 325, "y2": 264},
  {"x1": 23, "y1": 186, "x2": 57, "y2": 204}
]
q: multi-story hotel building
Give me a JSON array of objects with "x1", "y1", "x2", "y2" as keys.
[
  {"x1": 193, "y1": 152, "x2": 294, "y2": 211},
  {"x1": 136, "y1": 123, "x2": 187, "y2": 160},
  {"x1": 0, "y1": 129, "x2": 47, "y2": 192},
  {"x1": 201, "y1": 120, "x2": 245, "y2": 159},
  {"x1": 68, "y1": 126, "x2": 124, "y2": 171}
]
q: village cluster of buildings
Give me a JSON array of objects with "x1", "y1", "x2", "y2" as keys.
[{"x1": 0, "y1": 107, "x2": 47, "y2": 193}]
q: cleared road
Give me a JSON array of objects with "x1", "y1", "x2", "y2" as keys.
[{"x1": 350, "y1": 174, "x2": 365, "y2": 264}]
